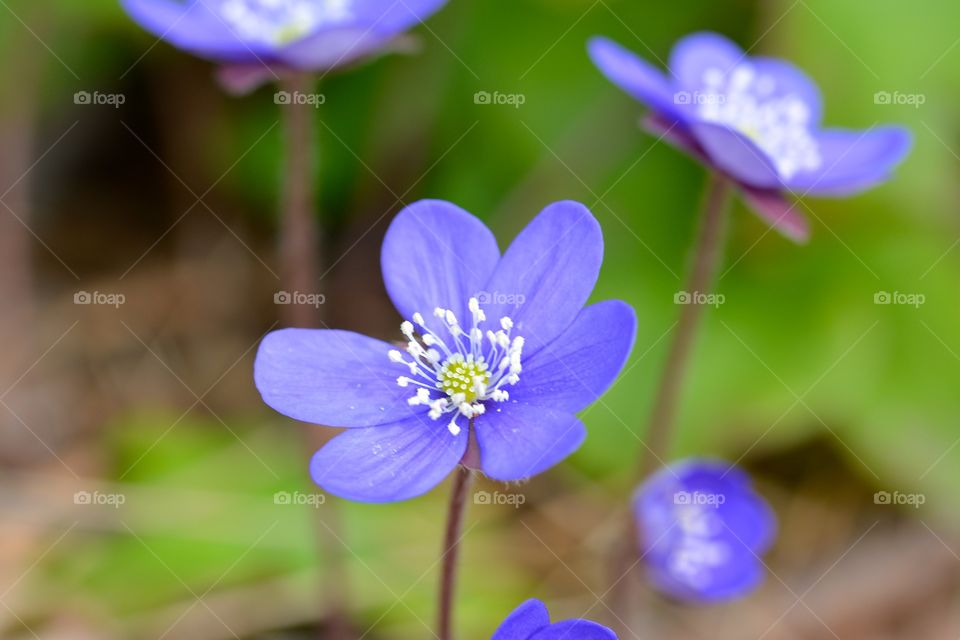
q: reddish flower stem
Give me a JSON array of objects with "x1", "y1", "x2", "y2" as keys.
[
  {"x1": 640, "y1": 171, "x2": 733, "y2": 476},
  {"x1": 438, "y1": 465, "x2": 474, "y2": 640},
  {"x1": 279, "y1": 72, "x2": 350, "y2": 640},
  {"x1": 0, "y1": 12, "x2": 40, "y2": 427},
  {"x1": 609, "y1": 172, "x2": 733, "y2": 637},
  {"x1": 280, "y1": 71, "x2": 323, "y2": 329}
]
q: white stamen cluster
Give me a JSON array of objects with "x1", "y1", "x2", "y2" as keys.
[
  {"x1": 667, "y1": 502, "x2": 729, "y2": 587},
  {"x1": 220, "y1": 0, "x2": 353, "y2": 46},
  {"x1": 389, "y1": 297, "x2": 524, "y2": 437},
  {"x1": 697, "y1": 64, "x2": 822, "y2": 180}
]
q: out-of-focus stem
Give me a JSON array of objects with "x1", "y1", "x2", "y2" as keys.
[
  {"x1": 280, "y1": 71, "x2": 322, "y2": 329},
  {"x1": 0, "y1": 15, "x2": 40, "y2": 442},
  {"x1": 0, "y1": 102, "x2": 37, "y2": 368},
  {"x1": 278, "y1": 72, "x2": 349, "y2": 640},
  {"x1": 609, "y1": 173, "x2": 732, "y2": 637},
  {"x1": 438, "y1": 465, "x2": 474, "y2": 640},
  {"x1": 639, "y1": 171, "x2": 733, "y2": 476}
]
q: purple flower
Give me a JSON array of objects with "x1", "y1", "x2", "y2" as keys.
[
  {"x1": 492, "y1": 599, "x2": 617, "y2": 640},
  {"x1": 634, "y1": 458, "x2": 776, "y2": 603},
  {"x1": 122, "y1": 0, "x2": 448, "y2": 90},
  {"x1": 588, "y1": 32, "x2": 912, "y2": 242},
  {"x1": 254, "y1": 200, "x2": 636, "y2": 502}
]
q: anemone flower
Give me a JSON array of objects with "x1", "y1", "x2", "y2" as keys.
[
  {"x1": 122, "y1": 0, "x2": 449, "y2": 92},
  {"x1": 634, "y1": 458, "x2": 776, "y2": 602},
  {"x1": 589, "y1": 32, "x2": 912, "y2": 242},
  {"x1": 492, "y1": 599, "x2": 617, "y2": 640},
  {"x1": 254, "y1": 199, "x2": 637, "y2": 502}
]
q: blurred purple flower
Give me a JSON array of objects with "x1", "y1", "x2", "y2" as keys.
[
  {"x1": 122, "y1": 0, "x2": 448, "y2": 90},
  {"x1": 634, "y1": 458, "x2": 776, "y2": 603},
  {"x1": 492, "y1": 599, "x2": 617, "y2": 640},
  {"x1": 588, "y1": 32, "x2": 912, "y2": 242},
  {"x1": 254, "y1": 199, "x2": 636, "y2": 503}
]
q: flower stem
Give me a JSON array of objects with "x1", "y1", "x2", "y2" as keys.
[
  {"x1": 640, "y1": 171, "x2": 732, "y2": 476},
  {"x1": 438, "y1": 465, "x2": 474, "y2": 640},
  {"x1": 0, "y1": 9, "x2": 41, "y2": 461},
  {"x1": 280, "y1": 71, "x2": 322, "y2": 329},
  {"x1": 608, "y1": 172, "x2": 733, "y2": 638},
  {"x1": 278, "y1": 72, "x2": 349, "y2": 640}
]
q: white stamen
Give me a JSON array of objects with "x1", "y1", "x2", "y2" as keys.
[
  {"x1": 220, "y1": 0, "x2": 354, "y2": 46},
  {"x1": 408, "y1": 387, "x2": 430, "y2": 406},
  {"x1": 447, "y1": 417, "x2": 461, "y2": 436},
  {"x1": 695, "y1": 63, "x2": 821, "y2": 180},
  {"x1": 388, "y1": 299, "x2": 526, "y2": 436}
]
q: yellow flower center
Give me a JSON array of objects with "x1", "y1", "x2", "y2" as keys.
[{"x1": 437, "y1": 358, "x2": 491, "y2": 403}]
